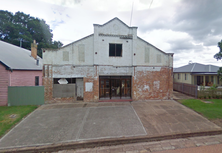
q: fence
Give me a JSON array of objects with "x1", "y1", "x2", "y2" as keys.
[
  {"x1": 173, "y1": 82, "x2": 198, "y2": 98},
  {"x1": 198, "y1": 87, "x2": 222, "y2": 98},
  {"x1": 8, "y1": 86, "x2": 44, "y2": 106}
]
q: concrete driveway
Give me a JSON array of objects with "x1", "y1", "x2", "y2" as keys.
[{"x1": 0, "y1": 100, "x2": 221, "y2": 150}]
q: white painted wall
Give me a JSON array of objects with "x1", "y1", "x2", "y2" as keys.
[
  {"x1": 52, "y1": 65, "x2": 95, "y2": 78},
  {"x1": 136, "y1": 38, "x2": 170, "y2": 67},
  {"x1": 43, "y1": 18, "x2": 173, "y2": 76},
  {"x1": 43, "y1": 35, "x2": 94, "y2": 65},
  {"x1": 93, "y1": 19, "x2": 136, "y2": 66}
]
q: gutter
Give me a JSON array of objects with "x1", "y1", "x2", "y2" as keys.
[{"x1": 0, "y1": 61, "x2": 13, "y2": 72}]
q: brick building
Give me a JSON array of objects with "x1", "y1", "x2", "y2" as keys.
[
  {"x1": 42, "y1": 18, "x2": 173, "y2": 103},
  {"x1": 0, "y1": 40, "x2": 42, "y2": 106}
]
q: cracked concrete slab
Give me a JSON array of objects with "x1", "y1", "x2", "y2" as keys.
[
  {"x1": 0, "y1": 104, "x2": 146, "y2": 149},
  {"x1": 0, "y1": 100, "x2": 221, "y2": 150},
  {"x1": 132, "y1": 100, "x2": 221, "y2": 137}
]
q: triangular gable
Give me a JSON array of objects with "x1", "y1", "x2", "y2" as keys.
[
  {"x1": 93, "y1": 17, "x2": 137, "y2": 29},
  {"x1": 94, "y1": 17, "x2": 137, "y2": 36}
]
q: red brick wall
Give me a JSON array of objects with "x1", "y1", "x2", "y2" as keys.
[
  {"x1": 132, "y1": 67, "x2": 173, "y2": 100},
  {"x1": 43, "y1": 64, "x2": 173, "y2": 103},
  {"x1": 43, "y1": 77, "x2": 53, "y2": 102},
  {"x1": 83, "y1": 77, "x2": 99, "y2": 102},
  {"x1": 43, "y1": 64, "x2": 76, "y2": 103},
  {"x1": 0, "y1": 64, "x2": 9, "y2": 106},
  {"x1": 10, "y1": 70, "x2": 42, "y2": 86}
]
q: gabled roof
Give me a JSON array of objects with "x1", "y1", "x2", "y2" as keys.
[
  {"x1": 93, "y1": 17, "x2": 138, "y2": 29},
  {"x1": 137, "y1": 37, "x2": 173, "y2": 55},
  {"x1": 0, "y1": 40, "x2": 42, "y2": 71},
  {"x1": 174, "y1": 63, "x2": 220, "y2": 73}
]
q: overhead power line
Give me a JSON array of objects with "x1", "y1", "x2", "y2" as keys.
[
  {"x1": 130, "y1": 0, "x2": 134, "y2": 26},
  {"x1": 149, "y1": 0, "x2": 154, "y2": 9}
]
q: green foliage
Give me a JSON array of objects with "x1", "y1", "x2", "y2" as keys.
[
  {"x1": 0, "y1": 105, "x2": 37, "y2": 137},
  {"x1": 181, "y1": 99, "x2": 222, "y2": 119},
  {"x1": 209, "y1": 84, "x2": 217, "y2": 98},
  {"x1": 0, "y1": 10, "x2": 63, "y2": 57},
  {"x1": 217, "y1": 67, "x2": 222, "y2": 82},
  {"x1": 214, "y1": 40, "x2": 222, "y2": 61}
]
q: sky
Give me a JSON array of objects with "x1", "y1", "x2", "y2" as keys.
[{"x1": 1, "y1": 0, "x2": 222, "y2": 68}]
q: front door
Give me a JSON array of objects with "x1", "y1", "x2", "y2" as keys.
[
  {"x1": 111, "y1": 79, "x2": 121, "y2": 99},
  {"x1": 99, "y1": 76, "x2": 131, "y2": 99}
]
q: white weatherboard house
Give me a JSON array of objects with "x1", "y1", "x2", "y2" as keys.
[{"x1": 43, "y1": 18, "x2": 174, "y2": 102}]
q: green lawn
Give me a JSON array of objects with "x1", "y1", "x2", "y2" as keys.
[
  {"x1": 181, "y1": 99, "x2": 222, "y2": 120},
  {"x1": 0, "y1": 105, "x2": 38, "y2": 138}
]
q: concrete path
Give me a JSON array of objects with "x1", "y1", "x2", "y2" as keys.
[
  {"x1": 132, "y1": 100, "x2": 220, "y2": 137},
  {"x1": 173, "y1": 91, "x2": 194, "y2": 100},
  {"x1": 0, "y1": 100, "x2": 221, "y2": 152},
  {"x1": 55, "y1": 134, "x2": 222, "y2": 153},
  {"x1": 0, "y1": 103, "x2": 146, "y2": 149}
]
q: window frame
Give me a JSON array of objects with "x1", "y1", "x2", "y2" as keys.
[
  {"x1": 35, "y1": 76, "x2": 39, "y2": 86},
  {"x1": 109, "y1": 43, "x2": 122, "y2": 57}
]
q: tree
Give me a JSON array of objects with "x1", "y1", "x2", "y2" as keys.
[
  {"x1": 218, "y1": 67, "x2": 222, "y2": 82},
  {"x1": 0, "y1": 10, "x2": 63, "y2": 57},
  {"x1": 214, "y1": 40, "x2": 222, "y2": 83},
  {"x1": 214, "y1": 40, "x2": 222, "y2": 61}
]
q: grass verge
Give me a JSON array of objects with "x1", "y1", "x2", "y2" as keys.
[
  {"x1": 0, "y1": 105, "x2": 38, "y2": 138},
  {"x1": 180, "y1": 99, "x2": 222, "y2": 120}
]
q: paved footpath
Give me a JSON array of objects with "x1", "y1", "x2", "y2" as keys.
[{"x1": 54, "y1": 134, "x2": 222, "y2": 153}]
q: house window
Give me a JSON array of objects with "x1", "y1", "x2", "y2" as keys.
[
  {"x1": 178, "y1": 74, "x2": 180, "y2": 79},
  {"x1": 185, "y1": 74, "x2": 187, "y2": 80},
  {"x1": 35, "y1": 76, "x2": 39, "y2": 86},
  {"x1": 109, "y1": 44, "x2": 122, "y2": 57}
]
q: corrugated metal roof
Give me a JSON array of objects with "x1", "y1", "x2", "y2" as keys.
[
  {"x1": 0, "y1": 40, "x2": 42, "y2": 70},
  {"x1": 174, "y1": 63, "x2": 219, "y2": 73}
]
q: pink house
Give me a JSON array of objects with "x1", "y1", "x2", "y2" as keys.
[{"x1": 0, "y1": 40, "x2": 42, "y2": 106}]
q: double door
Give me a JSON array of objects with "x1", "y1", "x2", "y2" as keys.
[{"x1": 99, "y1": 76, "x2": 131, "y2": 99}]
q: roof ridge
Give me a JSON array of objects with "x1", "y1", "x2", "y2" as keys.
[{"x1": 191, "y1": 63, "x2": 196, "y2": 72}]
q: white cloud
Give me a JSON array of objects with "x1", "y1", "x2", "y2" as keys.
[{"x1": 0, "y1": 0, "x2": 221, "y2": 67}]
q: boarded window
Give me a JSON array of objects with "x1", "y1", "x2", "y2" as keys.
[
  {"x1": 145, "y1": 47, "x2": 150, "y2": 63},
  {"x1": 109, "y1": 44, "x2": 122, "y2": 57},
  {"x1": 78, "y1": 44, "x2": 85, "y2": 62},
  {"x1": 63, "y1": 51, "x2": 69, "y2": 61},
  {"x1": 157, "y1": 54, "x2": 161, "y2": 63},
  {"x1": 54, "y1": 78, "x2": 76, "y2": 84}
]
